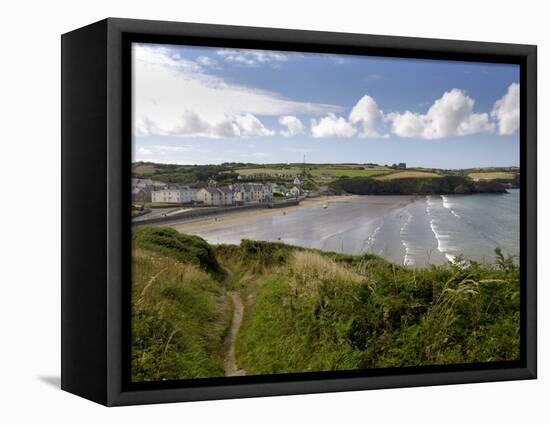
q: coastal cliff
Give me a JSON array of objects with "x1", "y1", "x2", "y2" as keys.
[{"x1": 329, "y1": 175, "x2": 508, "y2": 195}]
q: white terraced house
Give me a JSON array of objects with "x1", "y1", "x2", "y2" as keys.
[{"x1": 151, "y1": 187, "x2": 197, "y2": 204}]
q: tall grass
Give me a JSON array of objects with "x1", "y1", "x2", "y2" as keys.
[
  {"x1": 132, "y1": 228, "x2": 520, "y2": 380},
  {"x1": 236, "y1": 247, "x2": 519, "y2": 374},
  {"x1": 131, "y1": 248, "x2": 230, "y2": 381}
]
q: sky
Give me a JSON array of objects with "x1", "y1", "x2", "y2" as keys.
[{"x1": 132, "y1": 42, "x2": 520, "y2": 169}]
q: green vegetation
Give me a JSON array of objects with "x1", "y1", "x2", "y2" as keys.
[
  {"x1": 133, "y1": 227, "x2": 224, "y2": 277},
  {"x1": 235, "y1": 246, "x2": 519, "y2": 373},
  {"x1": 309, "y1": 167, "x2": 389, "y2": 178},
  {"x1": 235, "y1": 165, "x2": 390, "y2": 182},
  {"x1": 468, "y1": 172, "x2": 516, "y2": 181},
  {"x1": 131, "y1": 228, "x2": 520, "y2": 381},
  {"x1": 329, "y1": 175, "x2": 507, "y2": 195},
  {"x1": 235, "y1": 166, "x2": 302, "y2": 176},
  {"x1": 375, "y1": 170, "x2": 441, "y2": 180},
  {"x1": 132, "y1": 161, "x2": 239, "y2": 184},
  {"x1": 133, "y1": 163, "x2": 156, "y2": 175},
  {"x1": 132, "y1": 162, "x2": 519, "y2": 195},
  {"x1": 131, "y1": 242, "x2": 229, "y2": 381}
]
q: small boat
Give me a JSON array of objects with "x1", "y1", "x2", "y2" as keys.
[{"x1": 322, "y1": 202, "x2": 328, "y2": 209}]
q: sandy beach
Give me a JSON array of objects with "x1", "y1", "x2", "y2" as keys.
[
  {"x1": 164, "y1": 195, "x2": 419, "y2": 263},
  {"x1": 166, "y1": 195, "x2": 362, "y2": 234},
  {"x1": 156, "y1": 190, "x2": 520, "y2": 268}
]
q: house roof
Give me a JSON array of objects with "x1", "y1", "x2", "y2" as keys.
[
  {"x1": 218, "y1": 187, "x2": 233, "y2": 194},
  {"x1": 201, "y1": 187, "x2": 221, "y2": 195}
]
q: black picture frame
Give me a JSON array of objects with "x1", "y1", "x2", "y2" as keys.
[{"x1": 61, "y1": 17, "x2": 537, "y2": 406}]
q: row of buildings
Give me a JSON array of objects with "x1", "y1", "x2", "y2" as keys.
[
  {"x1": 237, "y1": 172, "x2": 300, "y2": 181},
  {"x1": 151, "y1": 183, "x2": 276, "y2": 206},
  {"x1": 132, "y1": 177, "x2": 303, "y2": 206}
]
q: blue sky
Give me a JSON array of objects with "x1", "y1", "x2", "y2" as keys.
[{"x1": 132, "y1": 43, "x2": 520, "y2": 169}]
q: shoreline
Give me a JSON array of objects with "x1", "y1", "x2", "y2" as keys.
[
  {"x1": 161, "y1": 191, "x2": 518, "y2": 267},
  {"x1": 164, "y1": 195, "x2": 364, "y2": 233}
]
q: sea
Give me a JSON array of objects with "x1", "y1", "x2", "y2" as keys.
[{"x1": 184, "y1": 189, "x2": 520, "y2": 267}]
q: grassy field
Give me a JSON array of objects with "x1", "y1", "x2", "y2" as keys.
[
  {"x1": 468, "y1": 172, "x2": 516, "y2": 180},
  {"x1": 309, "y1": 167, "x2": 390, "y2": 178},
  {"x1": 235, "y1": 167, "x2": 302, "y2": 176},
  {"x1": 235, "y1": 165, "x2": 391, "y2": 180},
  {"x1": 133, "y1": 164, "x2": 157, "y2": 175},
  {"x1": 375, "y1": 170, "x2": 441, "y2": 180},
  {"x1": 131, "y1": 227, "x2": 520, "y2": 381}
]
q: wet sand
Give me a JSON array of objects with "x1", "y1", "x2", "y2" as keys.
[
  {"x1": 161, "y1": 192, "x2": 519, "y2": 268},
  {"x1": 166, "y1": 195, "x2": 419, "y2": 259}
]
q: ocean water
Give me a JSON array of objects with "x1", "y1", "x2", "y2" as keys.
[
  {"x1": 183, "y1": 190, "x2": 520, "y2": 267},
  {"x1": 371, "y1": 189, "x2": 520, "y2": 267}
]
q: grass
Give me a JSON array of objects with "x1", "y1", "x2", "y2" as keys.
[
  {"x1": 133, "y1": 227, "x2": 224, "y2": 277},
  {"x1": 235, "y1": 167, "x2": 302, "y2": 176},
  {"x1": 131, "y1": 228, "x2": 520, "y2": 381},
  {"x1": 468, "y1": 172, "x2": 515, "y2": 180},
  {"x1": 375, "y1": 171, "x2": 442, "y2": 180},
  {"x1": 131, "y1": 248, "x2": 230, "y2": 381},
  {"x1": 236, "y1": 247, "x2": 519, "y2": 374},
  {"x1": 309, "y1": 167, "x2": 390, "y2": 178},
  {"x1": 133, "y1": 164, "x2": 156, "y2": 175},
  {"x1": 235, "y1": 165, "x2": 391, "y2": 180}
]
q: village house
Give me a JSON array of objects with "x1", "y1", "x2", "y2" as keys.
[
  {"x1": 197, "y1": 187, "x2": 222, "y2": 206},
  {"x1": 196, "y1": 186, "x2": 234, "y2": 206},
  {"x1": 262, "y1": 183, "x2": 274, "y2": 202},
  {"x1": 232, "y1": 183, "x2": 273, "y2": 204},
  {"x1": 243, "y1": 172, "x2": 296, "y2": 181},
  {"x1": 218, "y1": 186, "x2": 234, "y2": 205},
  {"x1": 288, "y1": 186, "x2": 301, "y2": 198},
  {"x1": 250, "y1": 183, "x2": 264, "y2": 203},
  {"x1": 131, "y1": 178, "x2": 167, "y2": 202},
  {"x1": 232, "y1": 184, "x2": 252, "y2": 203},
  {"x1": 151, "y1": 186, "x2": 197, "y2": 204},
  {"x1": 132, "y1": 187, "x2": 149, "y2": 202}
]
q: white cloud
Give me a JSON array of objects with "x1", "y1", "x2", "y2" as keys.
[
  {"x1": 196, "y1": 55, "x2": 218, "y2": 67},
  {"x1": 134, "y1": 44, "x2": 203, "y2": 74},
  {"x1": 235, "y1": 114, "x2": 275, "y2": 136},
  {"x1": 134, "y1": 44, "x2": 517, "y2": 143},
  {"x1": 136, "y1": 147, "x2": 153, "y2": 155},
  {"x1": 133, "y1": 44, "x2": 341, "y2": 139},
  {"x1": 216, "y1": 49, "x2": 289, "y2": 66},
  {"x1": 311, "y1": 113, "x2": 357, "y2": 138},
  {"x1": 386, "y1": 89, "x2": 494, "y2": 139},
  {"x1": 279, "y1": 115, "x2": 305, "y2": 136},
  {"x1": 348, "y1": 95, "x2": 387, "y2": 138},
  {"x1": 491, "y1": 83, "x2": 520, "y2": 135},
  {"x1": 140, "y1": 110, "x2": 275, "y2": 139}
]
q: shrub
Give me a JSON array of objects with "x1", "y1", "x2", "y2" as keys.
[{"x1": 133, "y1": 226, "x2": 223, "y2": 277}]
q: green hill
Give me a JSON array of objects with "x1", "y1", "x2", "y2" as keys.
[{"x1": 131, "y1": 227, "x2": 520, "y2": 381}]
